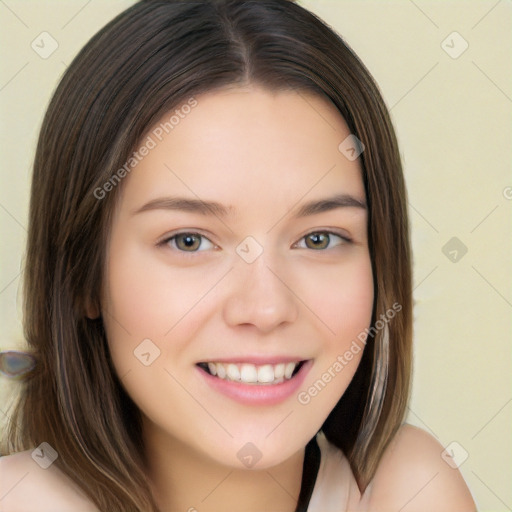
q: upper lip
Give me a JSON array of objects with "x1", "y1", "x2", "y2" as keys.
[{"x1": 197, "y1": 356, "x2": 308, "y2": 365}]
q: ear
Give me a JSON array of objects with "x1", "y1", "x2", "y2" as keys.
[{"x1": 84, "y1": 296, "x2": 101, "y2": 319}]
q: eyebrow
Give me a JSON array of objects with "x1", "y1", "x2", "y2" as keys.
[
  {"x1": 132, "y1": 193, "x2": 367, "y2": 218},
  {"x1": 294, "y1": 194, "x2": 366, "y2": 217}
]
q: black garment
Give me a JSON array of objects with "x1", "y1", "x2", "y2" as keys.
[{"x1": 295, "y1": 434, "x2": 321, "y2": 512}]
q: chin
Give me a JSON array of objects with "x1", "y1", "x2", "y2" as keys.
[{"x1": 200, "y1": 431, "x2": 310, "y2": 471}]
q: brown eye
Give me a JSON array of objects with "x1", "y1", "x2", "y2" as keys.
[
  {"x1": 175, "y1": 233, "x2": 201, "y2": 251},
  {"x1": 172, "y1": 233, "x2": 208, "y2": 252},
  {"x1": 295, "y1": 231, "x2": 350, "y2": 251},
  {"x1": 159, "y1": 232, "x2": 216, "y2": 254},
  {"x1": 304, "y1": 232, "x2": 331, "y2": 250}
]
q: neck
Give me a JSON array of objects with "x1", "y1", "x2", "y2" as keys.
[{"x1": 143, "y1": 422, "x2": 305, "y2": 512}]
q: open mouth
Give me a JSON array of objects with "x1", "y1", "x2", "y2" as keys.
[{"x1": 197, "y1": 360, "x2": 307, "y2": 386}]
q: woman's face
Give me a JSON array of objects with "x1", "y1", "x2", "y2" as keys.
[{"x1": 102, "y1": 85, "x2": 373, "y2": 469}]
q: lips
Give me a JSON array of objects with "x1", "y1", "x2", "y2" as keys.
[{"x1": 196, "y1": 358, "x2": 313, "y2": 405}]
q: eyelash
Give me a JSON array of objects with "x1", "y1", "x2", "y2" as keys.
[{"x1": 157, "y1": 230, "x2": 352, "y2": 254}]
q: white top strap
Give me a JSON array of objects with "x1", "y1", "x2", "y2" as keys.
[{"x1": 306, "y1": 431, "x2": 353, "y2": 512}]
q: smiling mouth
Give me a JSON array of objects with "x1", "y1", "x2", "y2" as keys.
[{"x1": 196, "y1": 360, "x2": 306, "y2": 385}]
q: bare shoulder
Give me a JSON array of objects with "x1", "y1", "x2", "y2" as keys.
[
  {"x1": 0, "y1": 450, "x2": 98, "y2": 512},
  {"x1": 366, "y1": 424, "x2": 477, "y2": 512}
]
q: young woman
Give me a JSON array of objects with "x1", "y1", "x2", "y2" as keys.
[{"x1": 0, "y1": 1, "x2": 476, "y2": 510}]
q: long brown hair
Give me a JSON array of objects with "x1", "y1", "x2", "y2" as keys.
[{"x1": 4, "y1": 0, "x2": 412, "y2": 510}]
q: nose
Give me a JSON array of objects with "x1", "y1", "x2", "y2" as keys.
[{"x1": 222, "y1": 254, "x2": 299, "y2": 334}]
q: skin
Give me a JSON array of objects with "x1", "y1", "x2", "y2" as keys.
[
  {"x1": 103, "y1": 85, "x2": 373, "y2": 512},
  {"x1": 0, "y1": 87, "x2": 476, "y2": 512}
]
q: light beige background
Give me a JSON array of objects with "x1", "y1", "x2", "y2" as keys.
[{"x1": 1, "y1": 1, "x2": 510, "y2": 510}]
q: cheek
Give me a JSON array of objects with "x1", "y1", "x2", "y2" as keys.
[
  {"x1": 104, "y1": 244, "x2": 173, "y2": 335},
  {"x1": 103, "y1": 241, "x2": 218, "y2": 341},
  {"x1": 101, "y1": 236, "x2": 230, "y2": 387},
  {"x1": 100, "y1": 240, "x2": 204, "y2": 422},
  {"x1": 294, "y1": 255, "x2": 373, "y2": 415},
  {"x1": 300, "y1": 255, "x2": 374, "y2": 343},
  {"x1": 101, "y1": 236, "x2": 174, "y2": 376}
]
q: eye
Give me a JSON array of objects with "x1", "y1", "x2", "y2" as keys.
[
  {"x1": 161, "y1": 232, "x2": 216, "y2": 252},
  {"x1": 295, "y1": 231, "x2": 350, "y2": 251}
]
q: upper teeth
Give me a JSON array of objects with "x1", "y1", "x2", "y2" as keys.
[{"x1": 206, "y1": 362, "x2": 300, "y2": 384}]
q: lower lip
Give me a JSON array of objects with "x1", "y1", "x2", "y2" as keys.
[{"x1": 197, "y1": 360, "x2": 313, "y2": 406}]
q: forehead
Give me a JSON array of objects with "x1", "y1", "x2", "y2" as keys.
[{"x1": 117, "y1": 85, "x2": 366, "y2": 217}]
